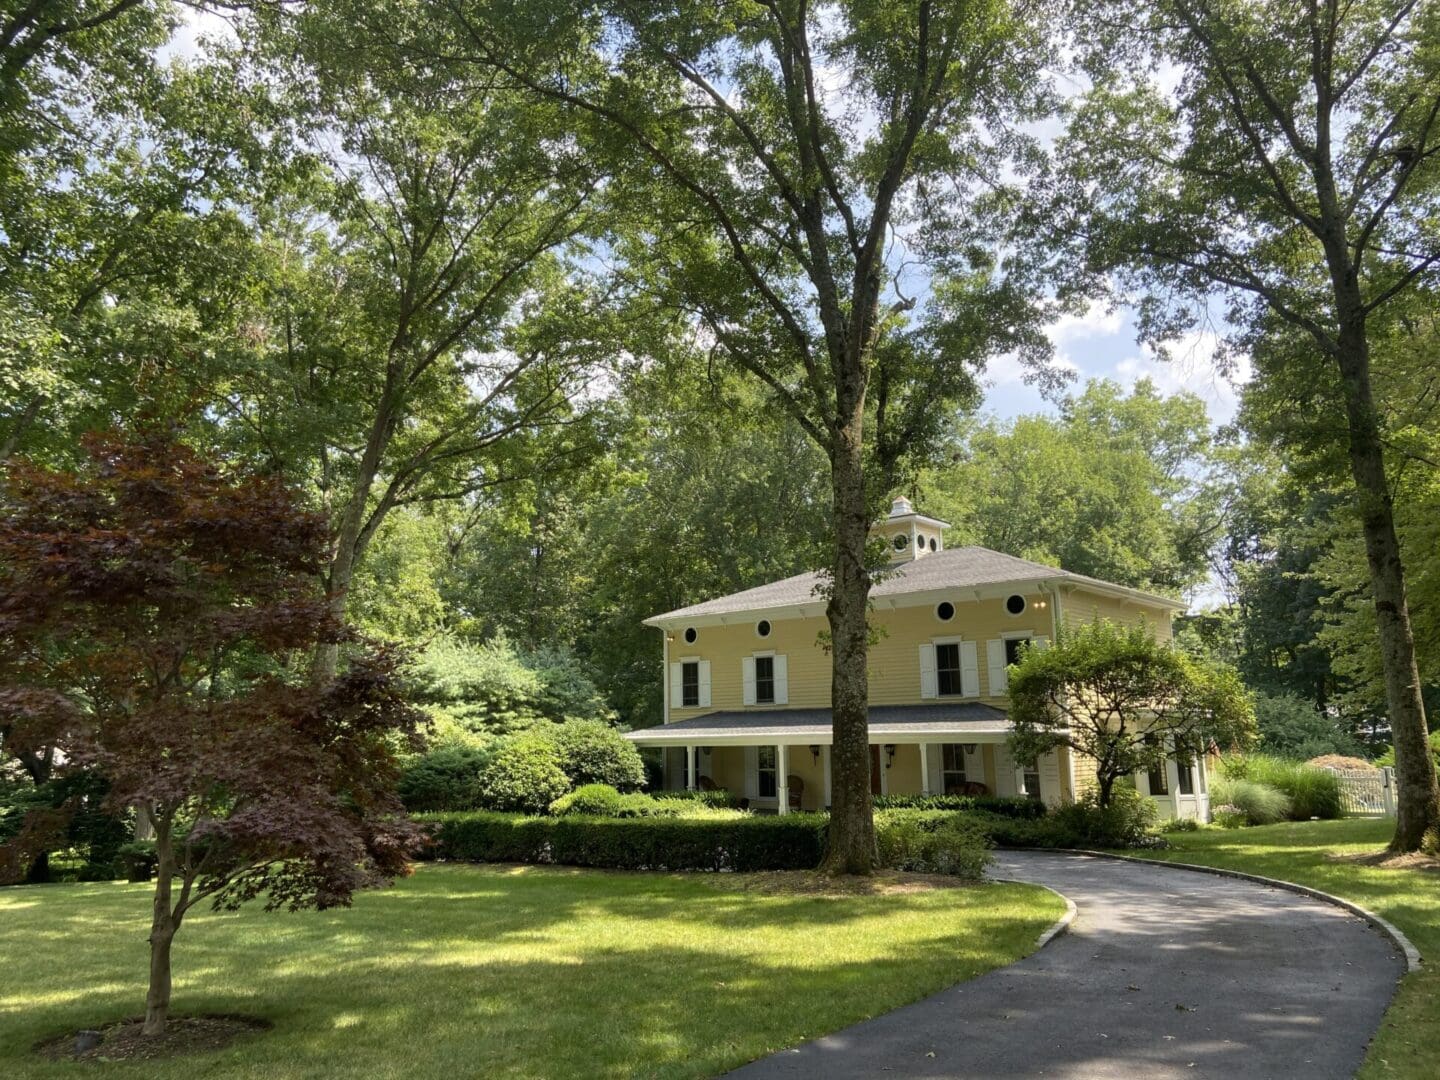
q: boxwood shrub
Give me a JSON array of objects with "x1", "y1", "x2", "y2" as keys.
[
  {"x1": 420, "y1": 811, "x2": 828, "y2": 871},
  {"x1": 871, "y1": 793, "x2": 1048, "y2": 819}
]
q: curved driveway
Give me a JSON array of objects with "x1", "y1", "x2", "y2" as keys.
[{"x1": 727, "y1": 851, "x2": 1405, "y2": 1080}]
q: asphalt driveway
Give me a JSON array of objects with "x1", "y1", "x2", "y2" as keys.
[{"x1": 726, "y1": 850, "x2": 1405, "y2": 1079}]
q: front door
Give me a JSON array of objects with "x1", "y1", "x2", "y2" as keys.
[{"x1": 869, "y1": 745, "x2": 882, "y2": 796}]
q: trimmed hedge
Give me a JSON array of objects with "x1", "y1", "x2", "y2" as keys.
[
  {"x1": 420, "y1": 811, "x2": 828, "y2": 871},
  {"x1": 871, "y1": 793, "x2": 1048, "y2": 819}
]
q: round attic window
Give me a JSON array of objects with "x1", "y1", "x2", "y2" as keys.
[
  {"x1": 892, "y1": 534, "x2": 909, "y2": 550},
  {"x1": 929, "y1": 537, "x2": 937, "y2": 552},
  {"x1": 683, "y1": 627, "x2": 698, "y2": 644},
  {"x1": 936, "y1": 601, "x2": 955, "y2": 622},
  {"x1": 1005, "y1": 594, "x2": 1026, "y2": 616},
  {"x1": 756, "y1": 619, "x2": 771, "y2": 638}
]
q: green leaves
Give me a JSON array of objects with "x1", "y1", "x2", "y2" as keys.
[{"x1": 1008, "y1": 619, "x2": 1256, "y2": 802}]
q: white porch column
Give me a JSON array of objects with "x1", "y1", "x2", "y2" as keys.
[
  {"x1": 919, "y1": 743, "x2": 931, "y2": 795},
  {"x1": 822, "y1": 746, "x2": 832, "y2": 808},
  {"x1": 686, "y1": 745, "x2": 697, "y2": 791},
  {"x1": 776, "y1": 744, "x2": 790, "y2": 815}
]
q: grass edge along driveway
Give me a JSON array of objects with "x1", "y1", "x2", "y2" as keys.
[
  {"x1": 0, "y1": 864, "x2": 1062, "y2": 1080},
  {"x1": 1119, "y1": 819, "x2": 1438, "y2": 1080}
]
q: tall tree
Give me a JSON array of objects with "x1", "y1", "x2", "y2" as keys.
[
  {"x1": 1051, "y1": 0, "x2": 1440, "y2": 849},
  {"x1": 226, "y1": 6, "x2": 611, "y2": 678},
  {"x1": 0, "y1": 432, "x2": 422, "y2": 1035},
  {"x1": 419, "y1": 0, "x2": 1055, "y2": 871},
  {"x1": 920, "y1": 378, "x2": 1227, "y2": 595}
]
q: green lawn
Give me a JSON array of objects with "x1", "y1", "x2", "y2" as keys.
[
  {"x1": 1122, "y1": 819, "x2": 1439, "y2": 1080},
  {"x1": 0, "y1": 864, "x2": 1061, "y2": 1079}
]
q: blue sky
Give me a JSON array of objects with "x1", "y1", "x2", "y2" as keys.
[{"x1": 983, "y1": 301, "x2": 1250, "y2": 428}]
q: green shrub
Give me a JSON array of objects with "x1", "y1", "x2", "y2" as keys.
[
  {"x1": 398, "y1": 743, "x2": 491, "y2": 812},
  {"x1": 116, "y1": 840, "x2": 157, "y2": 882},
  {"x1": 872, "y1": 793, "x2": 1048, "y2": 819},
  {"x1": 475, "y1": 734, "x2": 571, "y2": 813},
  {"x1": 1220, "y1": 753, "x2": 1341, "y2": 820},
  {"x1": 649, "y1": 788, "x2": 741, "y2": 809},
  {"x1": 875, "y1": 812, "x2": 992, "y2": 878},
  {"x1": 1212, "y1": 804, "x2": 1247, "y2": 829},
  {"x1": 550, "y1": 720, "x2": 647, "y2": 791},
  {"x1": 1211, "y1": 777, "x2": 1291, "y2": 825},
  {"x1": 969, "y1": 787, "x2": 1162, "y2": 849},
  {"x1": 420, "y1": 811, "x2": 828, "y2": 871},
  {"x1": 549, "y1": 783, "x2": 625, "y2": 816},
  {"x1": 1159, "y1": 816, "x2": 1201, "y2": 833}
]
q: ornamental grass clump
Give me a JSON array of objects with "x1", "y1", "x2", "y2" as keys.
[
  {"x1": 1221, "y1": 753, "x2": 1342, "y2": 820},
  {"x1": 1211, "y1": 777, "x2": 1291, "y2": 826}
]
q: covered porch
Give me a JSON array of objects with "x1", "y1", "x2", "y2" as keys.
[{"x1": 625, "y1": 704, "x2": 1071, "y2": 814}]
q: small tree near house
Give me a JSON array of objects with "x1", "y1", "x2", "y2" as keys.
[
  {"x1": 1008, "y1": 621, "x2": 1255, "y2": 807},
  {"x1": 0, "y1": 432, "x2": 425, "y2": 1036}
]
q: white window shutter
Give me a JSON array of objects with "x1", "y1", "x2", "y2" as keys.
[
  {"x1": 669, "y1": 663, "x2": 682, "y2": 712},
  {"x1": 773, "y1": 654, "x2": 789, "y2": 705},
  {"x1": 960, "y1": 640, "x2": 980, "y2": 697},
  {"x1": 986, "y1": 639, "x2": 1006, "y2": 696},
  {"x1": 742, "y1": 657, "x2": 757, "y2": 706},
  {"x1": 698, "y1": 660, "x2": 711, "y2": 708},
  {"x1": 744, "y1": 746, "x2": 759, "y2": 799},
  {"x1": 919, "y1": 644, "x2": 938, "y2": 698}
]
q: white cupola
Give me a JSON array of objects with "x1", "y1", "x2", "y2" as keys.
[{"x1": 871, "y1": 496, "x2": 950, "y2": 562}]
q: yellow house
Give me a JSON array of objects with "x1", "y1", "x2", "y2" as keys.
[{"x1": 625, "y1": 497, "x2": 1212, "y2": 820}]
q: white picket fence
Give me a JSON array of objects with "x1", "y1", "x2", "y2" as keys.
[{"x1": 1322, "y1": 766, "x2": 1396, "y2": 817}]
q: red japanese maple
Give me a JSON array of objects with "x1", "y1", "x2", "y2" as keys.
[{"x1": 0, "y1": 432, "x2": 424, "y2": 1035}]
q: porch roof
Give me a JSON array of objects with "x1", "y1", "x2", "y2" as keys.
[{"x1": 623, "y1": 703, "x2": 1011, "y2": 746}]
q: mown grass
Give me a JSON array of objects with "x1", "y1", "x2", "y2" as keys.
[
  {"x1": 0, "y1": 864, "x2": 1061, "y2": 1079},
  {"x1": 1122, "y1": 818, "x2": 1439, "y2": 1080}
]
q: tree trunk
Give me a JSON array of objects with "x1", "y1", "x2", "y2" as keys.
[
  {"x1": 1334, "y1": 328, "x2": 1440, "y2": 851},
  {"x1": 818, "y1": 412, "x2": 875, "y2": 875},
  {"x1": 311, "y1": 378, "x2": 402, "y2": 682},
  {"x1": 144, "y1": 821, "x2": 177, "y2": 1036}
]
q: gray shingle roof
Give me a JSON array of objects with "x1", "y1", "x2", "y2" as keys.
[
  {"x1": 645, "y1": 545, "x2": 1179, "y2": 623},
  {"x1": 624, "y1": 702, "x2": 1010, "y2": 743}
]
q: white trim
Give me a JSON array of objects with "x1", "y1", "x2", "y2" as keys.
[
  {"x1": 919, "y1": 742, "x2": 931, "y2": 794},
  {"x1": 626, "y1": 728, "x2": 1016, "y2": 747},
  {"x1": 660, "y1": 627, "x2": 670, "y2": 724},
  {"x1": 643, "y1": 577, "x2": 1186, "y2": 630},
  {"x1": 777, "y1": 744, "x2": 790, "y2": 815}
]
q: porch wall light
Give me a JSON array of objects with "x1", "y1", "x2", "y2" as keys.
[
  {"x1": 884, "y1": 744, "x2": 896, "y2": 767},
  {"x1": 808, "y1": 744, "x2": 821, "y2": 764}
]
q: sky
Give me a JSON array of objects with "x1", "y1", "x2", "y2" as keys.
[{"x1": 985, "y1": 301, "x2": 1252, "y2": 428}]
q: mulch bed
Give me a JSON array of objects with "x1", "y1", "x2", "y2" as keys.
[
  {"x1": 35, "y1": 1014, "x2": 271, "y2": 1063},
  {"x1": 1329, "y1": 849, "x2": 1440, "y2": 873}
]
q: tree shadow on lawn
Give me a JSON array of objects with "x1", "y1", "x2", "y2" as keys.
[{"x1": 0, "y1": 866, "x2": 1054, "y2": 1079}]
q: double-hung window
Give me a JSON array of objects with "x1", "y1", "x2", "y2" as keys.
[
  {"x1": 935, "y1": 643, "x2": 963, "y2": 696},
  {"x1": 681, "y1": 661, "x2": 700, "y2": 708},
  {"x1": 754, "y1": 655, "x2": 775, "y2": 704},
  {"x1": 941, "y1": 744, "x2": 967, "y2": 792},
  {"x1": 757, "y1": 746, "x2": 778, "y2": 798},
  {"x1": 1144, "y1": 734, "x2": 1169, "y2": 795}
]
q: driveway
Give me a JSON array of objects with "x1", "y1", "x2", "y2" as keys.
[{"x1": 726, "y1": 851, "x2": 1405, "y2": 1079}]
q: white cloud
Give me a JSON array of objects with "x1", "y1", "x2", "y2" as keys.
[
  {"x1": 1111, "y1": 330, "x2": 1253, "y2": 423},
  {"x1": 1044, "y1": 301, "x2": 1125, "y2": 348}
]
